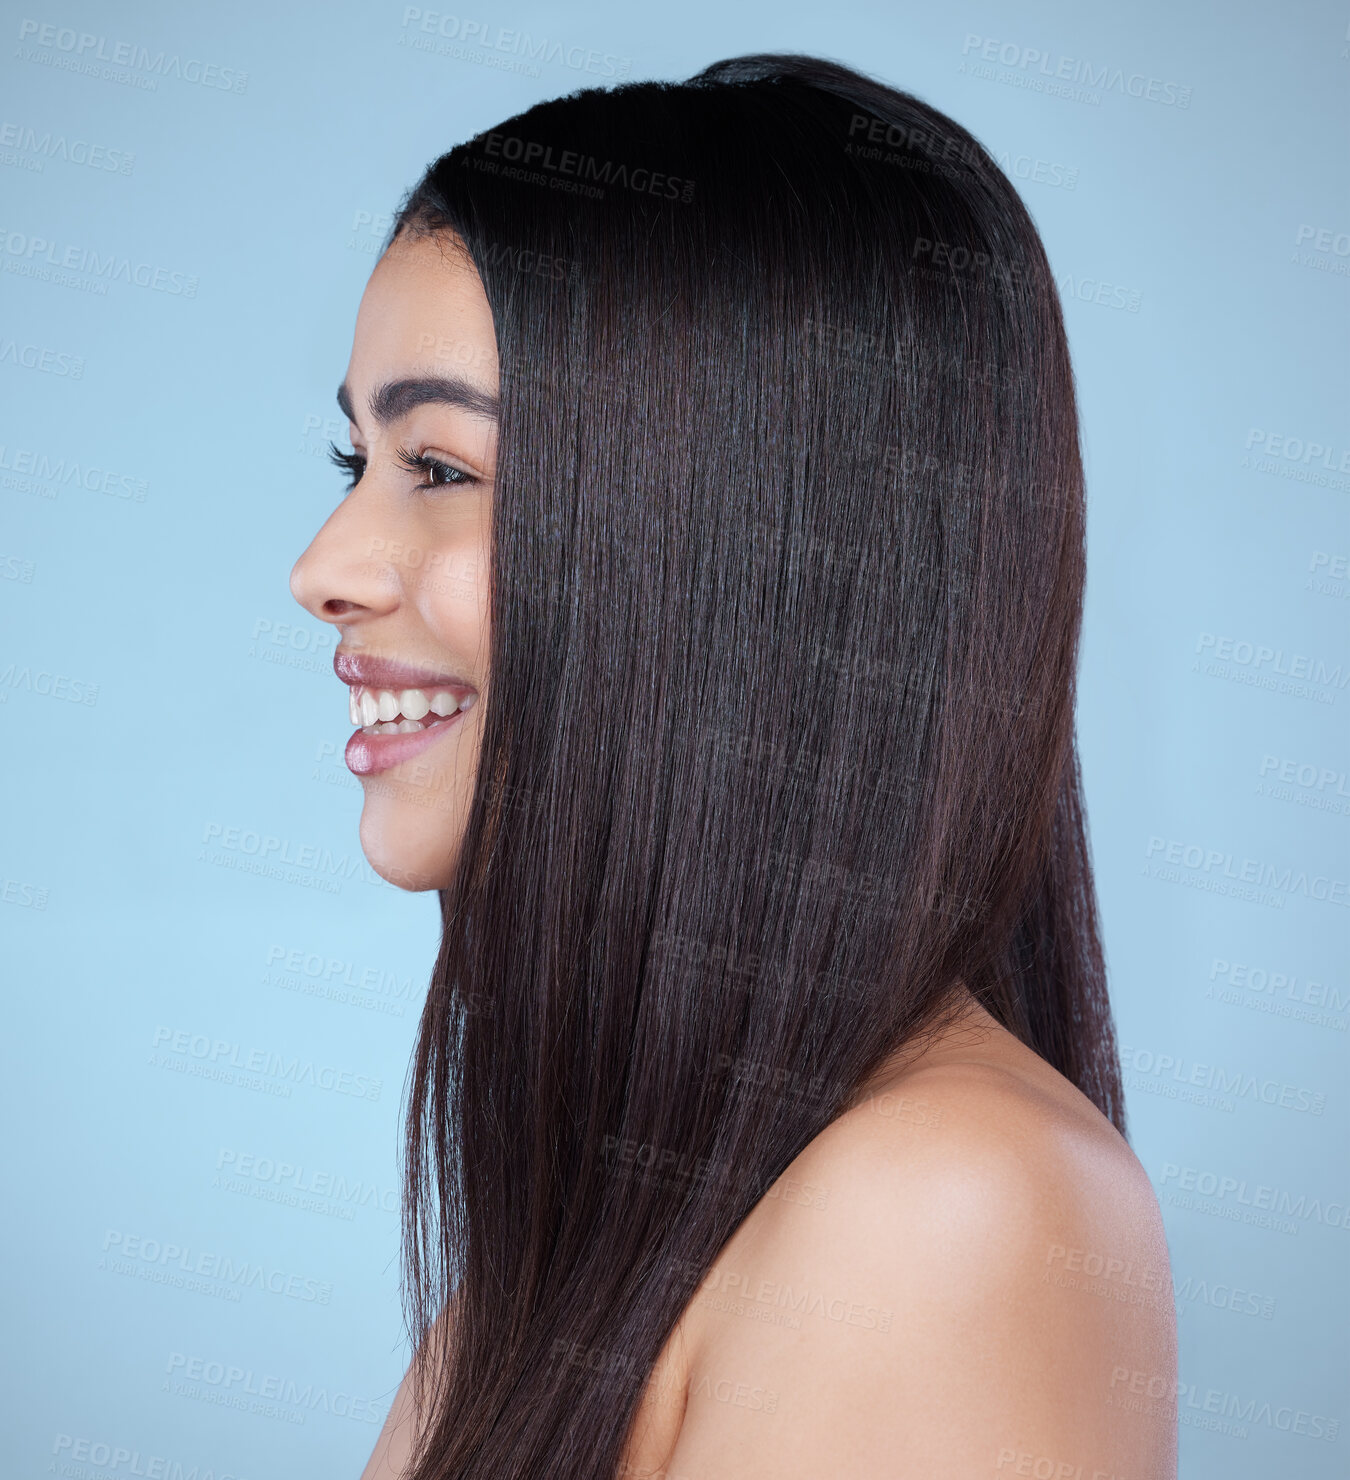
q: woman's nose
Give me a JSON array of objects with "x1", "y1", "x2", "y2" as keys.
[{"x1": 290, "y1": 486, "x2": 400, "y2": 627}]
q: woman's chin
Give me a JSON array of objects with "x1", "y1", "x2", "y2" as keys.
[{"x1": 359, "y1": 800, "x2": 459, "y2": 892}]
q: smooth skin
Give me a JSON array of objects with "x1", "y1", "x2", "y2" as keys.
[
  {"x1": 297, "y1": 232, "x2": 1178, "y2": 1479},
  {"x1": 290, "y1": 229, "x2": 498, "y2": 894},
  {"x1": 619, "y1": 990, "x2": 1178, "y2": 1479}
]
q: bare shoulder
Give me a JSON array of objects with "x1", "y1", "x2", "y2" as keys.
[
  {"x1": 663, "y1": 1024, "x2": 1178, "y2": 1479},
  {"x1": 360, "y1": 1298, "x2": 458, "y2": 1480}
]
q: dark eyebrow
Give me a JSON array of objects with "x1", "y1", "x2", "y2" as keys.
[{"x1": 336, "y1": 374, "x2": 499, "y2": 429}]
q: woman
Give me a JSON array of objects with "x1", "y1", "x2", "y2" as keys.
[{"x1": 290, "y1": 51, "x2": 1177, "y2": 1480}]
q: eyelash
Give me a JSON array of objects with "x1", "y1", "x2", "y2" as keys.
[{"x1": 325, "y1": 439, "x2": 476, "y2": 493}]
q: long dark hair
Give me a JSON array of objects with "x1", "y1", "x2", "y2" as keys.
[{"x1": 382, "y1": 51, "x2": 1124, "y2": 1478}]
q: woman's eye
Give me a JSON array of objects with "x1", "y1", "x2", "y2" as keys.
[
  {"x1": 324, "y1": 441, "x2": 476, "y2": 494},
  {"x1": 394, "y1": 443, "x2": 477, "y2": 490}
]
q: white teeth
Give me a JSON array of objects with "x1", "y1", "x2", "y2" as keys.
[{"x1": 350, "y1": 682, "x2": 475, "y2": 729}]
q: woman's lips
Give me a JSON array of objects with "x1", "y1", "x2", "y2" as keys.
[
  {"x1": 334, "y1": 649, "x2": 474, "y2": 693},
  {"x1": 333, "y1": 649, "x2": 478, "y2": 777},
  {"x1": 344, "y1": 698, "x2": 474, "y2": 777}
]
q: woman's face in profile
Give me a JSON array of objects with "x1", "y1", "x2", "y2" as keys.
[{"x1": 290, "y1": 230, "x2": 497, "y2": 892}]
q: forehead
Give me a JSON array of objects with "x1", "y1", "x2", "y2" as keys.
[{"x1": 349, "y1": 231, "x2": 499, "y2": 394}]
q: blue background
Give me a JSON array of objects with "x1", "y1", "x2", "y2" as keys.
[{"x1": 2, "y1": 1, "x2": 1346, "y2": 1475}]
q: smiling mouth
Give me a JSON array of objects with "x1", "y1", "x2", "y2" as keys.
[{"x1": 348, "y1": 683, "x2": 477, "y2": 734}]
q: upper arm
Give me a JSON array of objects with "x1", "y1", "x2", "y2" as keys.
[
  {"x1": 360, "y1": 1299, "x2": 458, "y2": 1480},
  {"x1": 663, "y1": 1069, "x2": 1178, "y2": 1479}
]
